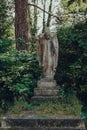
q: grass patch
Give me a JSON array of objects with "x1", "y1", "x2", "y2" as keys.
[
  {"x1": 34, "y1": 97, "x2": 82, "y2": 117},
  {"x1": 1, "y1": 99, "x2": 35, "y2": 117},
  {"x1": 0, "y1": 95, "x2": 82, "y2": 118}
]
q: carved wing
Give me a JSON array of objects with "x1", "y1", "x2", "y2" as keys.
[
  {"x1": 37, "y1": 39, "x2": 41, "y2": 66},
  {"x1": 36, "y1": 35, "x2": 44, "y2": 66},
  {"x1": 52, "y1": 35, "x2": 59, "y2": 68}
]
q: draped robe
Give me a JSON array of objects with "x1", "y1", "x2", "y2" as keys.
[{"x1": 37, "y1": 34, "x2": 59, "y2": 80}]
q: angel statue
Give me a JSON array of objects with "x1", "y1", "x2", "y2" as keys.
[{"x1": 36, "y1": 27, "x2": 59, "y2": 80}]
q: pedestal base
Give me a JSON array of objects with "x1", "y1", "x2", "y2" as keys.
[
  {"x1": 31, "y1": 96, "x2": 60, "y2": 102},
  {"x1": 34, "y1": 87, "x2": 59, "y2": 96},
  {"x1": 34, "y1": 79, "x2": 58, "y2": 95},
  {"x1": 1, "y1": 116, "x2": 86, "y2": 130},
  {"x1": 32, "y1": 79, "x2": 59, "y2": 102}
]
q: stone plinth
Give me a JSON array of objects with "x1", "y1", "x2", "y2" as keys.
[
  {"x1": 1, "y1": 116, "x2": 86, "y2": 130},
  {"x1": 32, "y1": 79, "x2": 59, "y2": 101}
]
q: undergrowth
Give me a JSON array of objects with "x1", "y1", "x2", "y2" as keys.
[{"x1": 0, "y1": 94, "x2": 82, "y2": 118}]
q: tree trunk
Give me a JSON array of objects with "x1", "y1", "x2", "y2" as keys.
[
  {"x1": 47, "y1": 0, "x2": 53, "y2": 27},
  {"x1": 14, "y1": 0, "x2": 30, "y2": 51},
  {"x1": 33, "y1": 0, "x2": 38, "y2": 35},
  {"x1": 28, "y1": 2, "x2": 32, "y2": 35},
  {"x1": 42, "y1": 0, "x2": 46, "y2": 32}
]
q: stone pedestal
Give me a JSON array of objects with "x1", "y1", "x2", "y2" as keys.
[
  {"x1": 1, "y1": 116, "x2": 86, "y2": 130},
  {"x1": 32, "y1": 79, "x2": 59, "y2": 101}
]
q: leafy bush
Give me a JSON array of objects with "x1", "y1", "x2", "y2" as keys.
[
  {"x1": 0, "y1": 39, "x2": 15, "y2": 53},
  {"x1": 55, "y1": 21, "x2": 87, "y2": 120},
  {"x1": 0, "y1": 0, "x2": 13, "y2": 40},
  {"x1": 56, "y1": 21, "x2": 87, "y2": 96},
  {"x1": 0, "y1": 49, "x2": 41, "y2": 111}
]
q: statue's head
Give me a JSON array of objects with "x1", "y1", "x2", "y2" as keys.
[{"x1": 44, "y1": 27, "x2": 51, "y2": 40}]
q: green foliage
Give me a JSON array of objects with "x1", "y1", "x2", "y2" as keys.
[
  {"x1": 56, "y1": 20, "x2": 87, "y2": 123},
  {"x1": 0, "y1": 39, "x2": 15, "y2": 53},
  {"x1": 35, "y1": 95, "x2": 82, "y2": 116},
  {"x1": 0, "y1": 49, "x2": 41, "y2": 111},
  {"x1": 61, "y1": 0, "x2": 87, "y2": 12},
  {"x1": 56, "y1": 21, "x2": 87, "y2": 98},
  {"x1": 7, "y1": 99, "x2": 35, "y2": 116},
  {"x1": 0, "y1": 0, "x2": 13, "y2": 39}
]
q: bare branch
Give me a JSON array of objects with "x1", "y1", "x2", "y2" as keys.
[{"x1": 28, "y1": 3, "x2": 61, "y2": 21}]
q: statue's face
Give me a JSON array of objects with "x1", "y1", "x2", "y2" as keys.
[{"x1": 44, "y1": 34, "x2": 50, "y2": 40}]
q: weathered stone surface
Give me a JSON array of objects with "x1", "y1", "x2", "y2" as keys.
[
  {"x1": 33, "y1": 79, "x2": 59, "y2": 99},
  {"x1": 0, "y1": 128, "x2": 85, "y2": 130},
  {"x1": 32, "y1": 79, "x2": 59, "y2": 101},
  {"x1": 1, "y1": 116, "x2": 85, "y2": 130},
  {"x1": 37, "y1": 80, "x2": 56, "y2": 88},
  {"x1": 37, "y1": 27, "x2": 59, "y2": 80},
  {"x1": 31, "y1": 95, "x2": 60, "y2": 102},
  {"x1": 34, "y1": 87, "x2": 59, "y2": 96}
]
